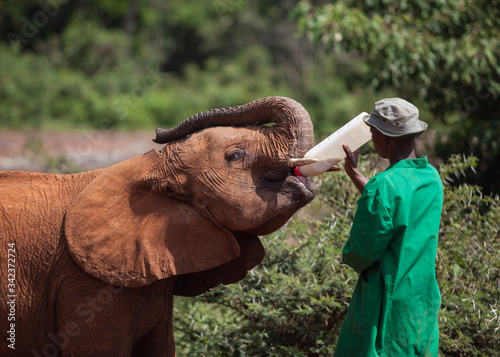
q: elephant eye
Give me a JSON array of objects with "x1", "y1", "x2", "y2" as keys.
[{"x1": 226, "y1": 150, "x2": 245, "y2": 162}]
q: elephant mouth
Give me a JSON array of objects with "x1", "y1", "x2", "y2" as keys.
[
  {"x1": 285, "y1": 172, "x2": 314, "y2": 205},
  {"x1": 288, "y1": 164, "x2": 313, "y2": 196},
  {"x1": 293, "y1": 174, "x2": 311, "y2": 192}
]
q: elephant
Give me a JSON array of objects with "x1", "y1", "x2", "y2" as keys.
[{"x1": 0, "y1": 96, "x2": 317, "y2": 356}]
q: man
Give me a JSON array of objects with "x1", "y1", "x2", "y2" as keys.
[{"x1": 334, "y1": 98, "x2": 443, "y2": 356}]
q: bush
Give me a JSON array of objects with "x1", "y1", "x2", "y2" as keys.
[
  {"x1": 437, "y1": 155, "x2": 499, "y2": 356},
  {"x1": 174, "y1": 154, "x2": 499, "y2": 356}
]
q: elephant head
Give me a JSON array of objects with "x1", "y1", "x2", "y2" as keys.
[{"x1": 64, "y1": 96, "x2": 315, "y2": 296}]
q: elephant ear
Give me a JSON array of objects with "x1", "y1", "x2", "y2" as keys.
[
  {"x1": 64, "y1": 153, "x2": 243, "y2": 288},
  {"x1": 173, "y1": 232, "x2": 265, "y2": 296}
]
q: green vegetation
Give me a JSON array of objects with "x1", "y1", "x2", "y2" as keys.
[
  {"x1": 174, "y1": 153, "x2": 499, "y2": 356},
  {"x1": 0, "y1": 0, "x2": 387, "y2": 137}
]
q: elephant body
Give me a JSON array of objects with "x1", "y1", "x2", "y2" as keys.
[
  {"x1": 0, "y1": 97, "x2": 315, "y2": 356},
  {"x1": 1, "y1": 170, "x2": 177, "y2": 356}
]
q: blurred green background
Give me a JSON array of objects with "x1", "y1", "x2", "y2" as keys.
[
  {"x1": 1, "y1": 0, "x2": 498, "y2": 192},
  {"x1": 0, "y1": 0, "x2": 387, "y2": 136},
  {"x1": 1, "y1": 1, "x2": 499, "y2": 355}
]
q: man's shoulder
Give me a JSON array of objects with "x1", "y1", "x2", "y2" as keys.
[
  {"x1": 365, "y1": 160, "x2": 442, "y2": 195},
  {"x1": 365, "y1": 169, "x2": 396, "y2": 191}
]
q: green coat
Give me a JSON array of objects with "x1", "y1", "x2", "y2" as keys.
[{"x1": 334, "y1": 157, "x2": 443, "y2": 357}]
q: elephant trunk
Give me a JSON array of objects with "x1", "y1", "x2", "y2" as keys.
[{"x1": 153, "y1": 96, "x2": 314, "y2": 158}]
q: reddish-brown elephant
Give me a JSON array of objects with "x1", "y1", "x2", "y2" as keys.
[{"x1": 0, "y1": 97, "x2": 316, "y2": 356}]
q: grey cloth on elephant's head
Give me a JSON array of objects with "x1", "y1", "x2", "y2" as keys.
[{"x1": 364, "y1": 98, "x2": 428, "y2": 137}]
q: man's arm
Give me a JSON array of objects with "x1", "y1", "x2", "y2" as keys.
[{"x1": 343, "y1": 193, "x2": 393, "y2": 273}]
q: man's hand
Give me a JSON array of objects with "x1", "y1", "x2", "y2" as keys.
[
  {"x1": 327, "y1": 166, "x2": 342, "y2": 172},
  {"x1": 343, "y1": 145, "x2": 361, "y2": 175},
  {"x1": 343, "y1": 145, "x2": 368, "y2": 193}
]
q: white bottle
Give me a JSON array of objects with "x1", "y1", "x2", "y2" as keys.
[{"x1": 295, "y1": 112, "x2": 372, "y2": 177}]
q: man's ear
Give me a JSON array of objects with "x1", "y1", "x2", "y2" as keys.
[{"x1": 64, "y1": 153, "x2": 242, "y2": 287}]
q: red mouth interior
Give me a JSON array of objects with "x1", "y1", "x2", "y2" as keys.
[{"x1": 293, "y1": 167, "x2": 311, "y2": 190}]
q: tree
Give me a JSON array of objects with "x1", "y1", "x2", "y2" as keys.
[{"x1": 294, "y1": 0, "x2": 500, "y2": 193}]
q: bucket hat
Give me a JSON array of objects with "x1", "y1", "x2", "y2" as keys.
[{"x1": 364, "y1": 98, "x2": 427, "y2": 137}]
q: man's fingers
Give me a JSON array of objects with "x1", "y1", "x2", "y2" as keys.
[
  {"x1": 327, "y1": 166, "x2": 342, "y2": 172},
  {"x1": 343, "y1": 144, "x2": 352, "y2": 157}
]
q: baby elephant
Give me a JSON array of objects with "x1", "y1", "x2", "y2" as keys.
[{"x1": 0, "y1": 96, "x2": 315, "y2": 356}]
